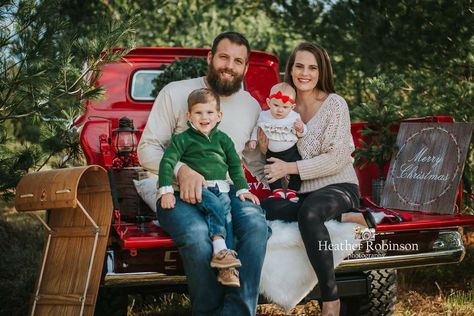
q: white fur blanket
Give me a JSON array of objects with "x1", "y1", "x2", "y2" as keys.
[
  {"x1": 133, "y1": 177, "x2": 383, "y2": 311},
  {"x1": 260, "y1": 214, "x2": 384, "y2": 312}
]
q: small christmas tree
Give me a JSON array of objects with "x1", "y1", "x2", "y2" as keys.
[{"x1": 353, "y1": 75, "x2": 403, "y2": 203}]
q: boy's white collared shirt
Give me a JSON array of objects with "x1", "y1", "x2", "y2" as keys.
[{"x1": 158, "y1": 181, "x2": 249, "y2": 199}]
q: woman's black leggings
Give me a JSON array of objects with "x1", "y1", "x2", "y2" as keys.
[{"x1": 262, "y1": 183, "x2": 360, "y2": 302}]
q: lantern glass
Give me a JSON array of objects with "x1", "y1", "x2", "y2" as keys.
[{"x1": 115, "y1": 131, "x2": 138, "y2": 155}]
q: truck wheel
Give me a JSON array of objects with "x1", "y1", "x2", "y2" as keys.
[
  {"x1": 94, "y1": 287, "x2": 128, "y2": 316},
  {"x1": 360, "y1": 269, "x2": 397, "y2": 316},
  {"x1": 339, "y1": 269, "x2": 397, "y2": 316}
]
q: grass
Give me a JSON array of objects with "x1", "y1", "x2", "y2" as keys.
[
  {"x1": 0, "y1": 203, "x2": 44, "y2": 316},
  {"x1": 395, "y1": 290, "x2": 474, "y2": 316},
  {"x1": 445, "y1": 290, "x2": 474, "y2": 314},
  {"x1": 1, "y1": 201, "x2": 473, "y2": 316},
  {"x1": 128, "y1": 293, "x2": 191, "y2": 316}
]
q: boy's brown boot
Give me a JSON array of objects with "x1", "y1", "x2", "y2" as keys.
[
  {"x1": 210, "y1": 249, "x2": 242, "y2": 268},
  {"x1": 217, "y1": 267, "x2": 240, "y2": 287}
]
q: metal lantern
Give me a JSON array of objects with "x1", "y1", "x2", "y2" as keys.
[{"x1": 113, "y1": 117, "x2": 138, "y2": 156}]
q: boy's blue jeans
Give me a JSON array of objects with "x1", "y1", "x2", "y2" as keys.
[
  {"x1": 156, "y1": 186, "x2": 268, "y2": 316},
  {"x1": 195, "y1": 186, "x2": 233, "y2": 249}
]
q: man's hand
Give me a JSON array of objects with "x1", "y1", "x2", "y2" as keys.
[
  {"x1": 239, "y1": 192, "x2": 260, "y2": 205},
  {"x1": 248, "y1": 140, "x2": 257, "y2": 150},
  {"x1": 161, "y1": 193, "x2": 176, "y2": 209},
  {"x1": 177, "y1": 165, "x2": 207, "y2": 204},
  {"x1": 257, "y1": 128, "x2": 269, "y2": 154},
  {"x1": 294, "y1": 119, "x2": 304, "y2": 134}
]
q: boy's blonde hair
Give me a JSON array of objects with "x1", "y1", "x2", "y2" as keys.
[{"x1": 187, "y1": 88, "x2": 221, "y2": 112}]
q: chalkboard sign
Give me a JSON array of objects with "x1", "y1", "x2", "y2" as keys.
[{"x1": 381, "y1": 122, "x2": 473, "y2": 213}]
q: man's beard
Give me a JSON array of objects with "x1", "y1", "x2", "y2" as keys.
[{"x1": 206, "y1": 62, "x2": 244, "y2": 97}]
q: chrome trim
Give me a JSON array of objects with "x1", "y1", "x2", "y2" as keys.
[
  {"x1": 106, "y1": 250, "x2": 115, "y2": 274},
  {"x1": 433, "y1": 231, "x2": 463, "y2": 250},
  {"x1": 336, "y1": 246, "x2": 465, "y2": 273},
  {"x1": 104, "y1": 272, "x2": 187, "y2": 287},
  {"x1": 130, "y1": 69, "x2": 163, "y2": 101}
]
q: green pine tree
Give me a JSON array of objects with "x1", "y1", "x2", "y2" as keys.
[{"x1": 0, "y1": 0, "x2": 136, "y2": 200}]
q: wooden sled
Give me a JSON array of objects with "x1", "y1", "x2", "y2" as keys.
[{"x1": 15, "y1": 165, "x2": 113, "y2": 316}]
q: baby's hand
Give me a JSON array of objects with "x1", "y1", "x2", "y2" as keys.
[
  {"x1": 248, "y1": 140, "x2": 257, "y2": 150},
  {"x1": 239, "y1": 192, "x2": 260, "y2": 205},
  {"x1": 294, "y1": 119, "x2": 304, "y2": 133},
  {"x1": 160, "y1": 193, "x2": 176, "y2": 209}
]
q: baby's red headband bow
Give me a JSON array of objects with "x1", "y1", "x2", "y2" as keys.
[{"x1": 268, "y1": 91, "x2": 295, "y2": 105}]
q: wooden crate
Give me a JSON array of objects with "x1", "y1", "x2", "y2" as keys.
[
  {"x1": 15, "y1": 165, "x2": 113, "y2": 316},
  {"x1": 113, "y1": 167, "x2": 155, "y2": 220}
]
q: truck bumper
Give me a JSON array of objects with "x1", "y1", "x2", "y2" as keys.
[
  {"x1": 336, "y1": 245, "x2": 465, "y2": 273},
  {"x1": 102, "y1": 230, "x2": 465, "y2": 287}
]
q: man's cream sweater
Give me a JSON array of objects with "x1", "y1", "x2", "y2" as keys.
[
  {"x1": 296, "y1": 93, "x2": 359, "y2": 194},
  {"x1": 138, "y1": 77, "x2": 265, "y2": 182}
]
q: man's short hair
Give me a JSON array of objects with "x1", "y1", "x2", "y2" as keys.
[
  {"x1": 187, "y1": 88, "x2": 221, "y2": 112},
  {"x1": 211, "y1": 31, "x2": 251, "y2": 61}
]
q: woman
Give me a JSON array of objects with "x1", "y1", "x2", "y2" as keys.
[{"x1": 260, "y1": 42, "x2": 375, "y2": 316}]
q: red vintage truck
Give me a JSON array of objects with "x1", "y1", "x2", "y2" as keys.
[{"x1": 18, "y1": 47, "x2": 474, "y2": 316}]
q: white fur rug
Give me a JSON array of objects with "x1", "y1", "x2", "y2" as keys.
[{"x1": 260, "y1": 215, "x2": 384, "y2": 312}]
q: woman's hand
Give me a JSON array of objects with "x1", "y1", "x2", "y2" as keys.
[
  {"x1": 257, "y1": 128, "x2": 269, "y2": 154},
  {"x1": 264, "y1": 157, "x2": 298, "y2": 183}
]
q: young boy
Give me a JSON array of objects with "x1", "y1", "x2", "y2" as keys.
[
  {"x1": 158, "y1": 88, "x2": 259, "y2": 287},
  {"x1": 249, "y1": 82, "x2": 307, "y2": 202}
]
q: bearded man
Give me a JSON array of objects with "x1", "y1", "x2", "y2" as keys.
[{"x1": 138, "y1": 32, "x2": 268, "y2": 316}]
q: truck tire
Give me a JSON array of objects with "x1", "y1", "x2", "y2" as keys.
[
  {"x1": 361, "y1": 269, "x2": 397, "y2": 316},
  {"x1": 339, "y1": 269, "x2": 397, "y2": 316},
  {"x1": 94, "y1": 287, "x2": 128, "y2": 316}
]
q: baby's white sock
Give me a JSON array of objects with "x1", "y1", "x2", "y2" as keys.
[{"x1": 212, "y1": 238, "x2": 227, "y2": 254}]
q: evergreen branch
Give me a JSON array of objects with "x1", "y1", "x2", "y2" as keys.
[
  {"x1": 1, "y1": 58, "x2": 24, "y2": 77},
  {"x1": 67, "y1": 88, "x2": 83, "y2": 96},
  {"x1": 99, "y1": 0, "x2": 120, "y2": 20},
  {"x1": 69, "y1": 59, "x2": 102, "y2": 90},
  {"x1": 0, "y1": 111, "x2": 36, "y2": 121},
  {"x1": 35, "y1": 151, "x2": 54, "y2": 172},
  {"x1": 1, "y1": 56, "x2": 26, "y2": 109},
  {"x1": 2, "y1": 14, "x2": 36, "y2": 44},
  {"x1": 1, "y1": 21, "x2": 52, "y2": 111},
  {"x1": 56, "y1": 56, "x2": 104, "y2": 99},
  {"x1": 0, "y1": 93, "x2": 31, "y2": 121}
]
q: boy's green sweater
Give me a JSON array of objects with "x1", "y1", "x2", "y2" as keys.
[{"x1": 158, "y1": 123, "x2": 249, "y2": 191}]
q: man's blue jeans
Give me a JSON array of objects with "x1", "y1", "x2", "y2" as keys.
[
  {"x1": 156, "y1": 186, "x2": 268, "y2": 316},
  {"x1": 195, "y1": 186, "x2": 233, "y2": 249}
]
